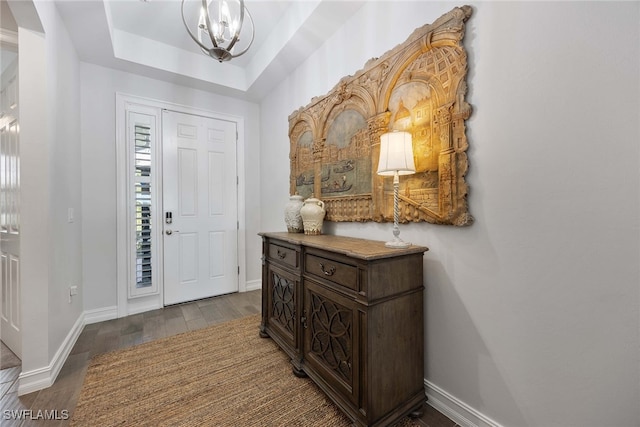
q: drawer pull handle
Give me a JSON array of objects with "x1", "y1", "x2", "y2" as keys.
[
  {"x1": 277, "y1": 249, "x2": 287, "y2": 259},
  {"x1": 319, "y1": 263, "x2": 336, "y2": 276}
]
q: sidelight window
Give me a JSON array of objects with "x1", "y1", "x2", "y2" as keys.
[{"x1": 127, "y1": 112, "x2": 160, "y2": 298}]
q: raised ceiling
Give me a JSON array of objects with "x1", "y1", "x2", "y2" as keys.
[{"x1": 54, "y1": 0, "x2": 365, "y2": 101}]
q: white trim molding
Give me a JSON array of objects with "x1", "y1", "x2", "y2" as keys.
[
  {"x1": 18, "y1": 312, "x2": 85, "y2": 395},
  {"x1": 84, "y1": 306, "x2": 118, "y2": 325},
  {"x1": 245, "y1": 279, "x2": 261, "y2": 292},
  {"x1": 425, "y1": 380, "x2": 504, "y2": 427}
]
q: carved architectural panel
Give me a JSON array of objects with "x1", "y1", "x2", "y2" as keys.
[{"x1": 289, "y1": 6, "x2": 474, "y2": 225}]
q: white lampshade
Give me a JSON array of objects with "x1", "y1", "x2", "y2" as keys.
[{"x1": 377, "y1": 131, "x2": 416, "y2": 176}]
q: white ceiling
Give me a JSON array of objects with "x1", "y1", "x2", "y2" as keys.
[
  {"x1": 1, "y1": 0, "x2": 18, "y2": 74},
  {"x1": 1, "y1": 0, "x2": 18, "y2": 32},
  {"x1": 54, "y1": 0, "x2": 366, "y2": 101}
]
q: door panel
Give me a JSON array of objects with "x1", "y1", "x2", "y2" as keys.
[
  {"x1": 178, "y1": 148, "x2": 197, "y2": 216},
  {"x1": 0, "y1": 115, "x2": 21, "y2": 358},
  {"x1": 208, "y1": 152, "x2": 224, "y2": 215},
  {"x1": 266, "y1": 264, "x2": 298, "y2": 351},
  {"x1": 208, "y1": 231, "x2": 225, "y2": 277},
  {"x1": 179, "y1": 232, "x2": 198, "y2": 282},
  {"x1": 163, "y1": 111, "x2": 238, "y2": 305},
  {"x1": 304, "y1": 279, "x2": 358, "y2": 406}
]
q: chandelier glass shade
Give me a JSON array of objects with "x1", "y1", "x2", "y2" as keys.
[{"x1": 181, "y1": 0, "x2": 255, "y2": 62}]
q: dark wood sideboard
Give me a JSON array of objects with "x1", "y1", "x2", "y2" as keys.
[{"x1": 259, "y1": 232, "x2": 428, "y2": 427}]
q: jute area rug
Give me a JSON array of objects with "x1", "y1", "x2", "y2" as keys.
[{"x1": 71, "y1": 314, "x2": 420, "y2": 427}]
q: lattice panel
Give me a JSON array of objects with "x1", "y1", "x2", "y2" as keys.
[
  {"x1": 271, "y1": 272, "x2": 295, "y2": 334},
  {"x1": 308, "y1": 292, "x2": 353, "y2": 383}
]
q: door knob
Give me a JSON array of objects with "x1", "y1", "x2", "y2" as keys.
[{"x1": 165, "y1": 230, "x2": 179, "y2": 235}]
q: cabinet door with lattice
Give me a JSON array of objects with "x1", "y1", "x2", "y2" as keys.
[
  {"x1": 265, "y1": 264, "x2": 299, "y2": 353},
  {"x1": 303, "y1": 280, "x2": 359, "y2": 407}
]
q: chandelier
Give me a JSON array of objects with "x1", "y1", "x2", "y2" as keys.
[{"x1": 181, "y1": 0, "x2": 255, "y2": 62}]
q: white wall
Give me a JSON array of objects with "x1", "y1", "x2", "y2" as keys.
[
  {"x1": 80, "y1": 63, "x2": 261, "y2": 312},
  {"x1": 260, "y1": 2, "x2": 640, "y2": 427},
  {"x1": 18, "y1": 20, "x2": 50, "y2": 374},
  {"x1": 16, "y1": 0, "x2": 83, "y2": 380},
  {"x1": 40, "y1": 0, "x2": 83, "y2": 364}
]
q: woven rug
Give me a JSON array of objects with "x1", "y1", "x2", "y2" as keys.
[{"x1": 71, "y1": 314, "x2": 420, "y2": 427}]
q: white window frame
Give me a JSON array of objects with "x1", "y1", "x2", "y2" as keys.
[
  {"x1": 118, "y1": 102, "x2": 163, "y2": 302},
  {"x1": 127, "y1": 110, "x2": 160, "y2": 298},
  {"x1": 116, "y1": 96, "x2": 164, "y2": 316}
]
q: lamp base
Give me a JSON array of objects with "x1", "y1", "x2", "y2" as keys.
[{"x1": 385, "y1": 238, "x2": 411, "y2": 249}]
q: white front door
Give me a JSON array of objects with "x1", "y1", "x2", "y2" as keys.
[
  {"x1": 162, "y1": 111, "x2": 238, "y2": 305},
  {"x1": 0, "y1": 114, "x2": 21, "y2": 358}
]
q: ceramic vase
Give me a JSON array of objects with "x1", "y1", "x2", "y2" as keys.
[
  {"x1": 300, "y1": 196, "x2": 326, "y2": 235},
  {"x1": 284, "y1": 194, "x2": 304, "y2": 233}
]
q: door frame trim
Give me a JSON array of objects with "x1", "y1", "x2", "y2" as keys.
[{"x1": 115, "y1": 93, "x2": 246, "y2": 317}]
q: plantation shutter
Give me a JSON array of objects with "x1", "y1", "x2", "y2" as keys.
[{"x1": 128, "y1": 112, "x2": 159, "y2": 297}]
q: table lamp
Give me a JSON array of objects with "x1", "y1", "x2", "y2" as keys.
[{"x1": 377, "y1": 130, "x2": 416, "y2": 248}]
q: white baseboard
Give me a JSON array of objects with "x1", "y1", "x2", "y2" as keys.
[
  {"x1": 17, "y1": 365, "x2": 53, "y2": 396},
  {"x1": 18, "y1": 312, "x2": 85, "y2": 396},
  {"x1": 425, "y1": 380, "x2": 504, "y2": 427},
  {"x1": 245, "y1": 279, "x2": 261, "y2": 291},
  {"x1": 126, "y1": 299, "x2": 162, "y2": 316},
  {"x1": 84, "y1": 305, "x2": 118, "y2": 324}
]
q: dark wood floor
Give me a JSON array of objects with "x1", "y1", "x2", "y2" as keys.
[
  {"x1": 0, "y1": 290, "x2": 457, "y2": 427},
  {"x1": 1, "y1": 341, "x2": 21, "y2": 370}
]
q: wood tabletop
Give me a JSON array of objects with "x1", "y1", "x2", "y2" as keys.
[{"x1": 259, "y1": 232, "x2": 428, "y2": 261}]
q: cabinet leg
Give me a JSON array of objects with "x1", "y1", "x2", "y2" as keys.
[
  {"x1": 407, "y1": 402, "x2": 425, "y2": 418},
  {"x1": 292, "y1": 365, "x2": 307, "y2": 378},
  {"x1": 259, "y1": 325, "x2": 269, "y2": 338}
]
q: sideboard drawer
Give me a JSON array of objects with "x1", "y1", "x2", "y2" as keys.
[
  {"x1": 305, "y1": 253, "x2": 358, "y2": 291},
  {"x1": 268, "y1": 243, "x2": 299, "y2": 270}
]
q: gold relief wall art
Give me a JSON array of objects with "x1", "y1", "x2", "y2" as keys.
[{"x1": 289, "y1": 5, "x2": 474, "y2": 226}]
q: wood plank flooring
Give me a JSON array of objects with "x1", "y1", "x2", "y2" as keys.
[
  {"x1": 0, "y1": 290, "x2": 457, "y2": 427},
  {"x1": 1, "y1": 342, "x2": 21, "y2": 370}
]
